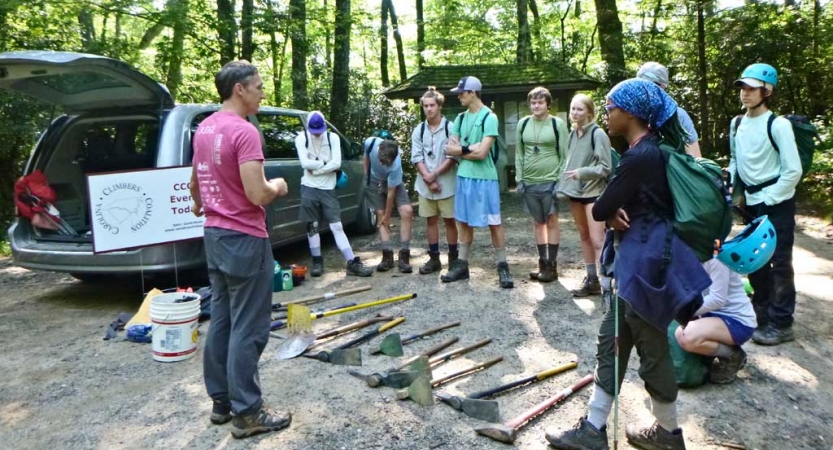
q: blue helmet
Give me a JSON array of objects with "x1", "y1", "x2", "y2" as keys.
[
  {"x1": 717, "y1": 215, "x2": 777, "y2": 274},
  {"x1": 374, "y1": 130, "x2": 393, "y2": 140},
  {"x1": 335, "y1": 170, "x2": 349, "y2": 189},
  {"x1": 735, "y1": 63, "x2": 778, "y2": 89}
]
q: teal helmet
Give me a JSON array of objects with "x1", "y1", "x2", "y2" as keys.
[
  {"x1": 374, "y1": 130, "x2": 393, "y2": 140},
  {"x1": 717, "y1": 216, "x2": 777, "y2": 275},
  {"x1": 735, "y1": 63, "x2": 778, "y2": 89}
]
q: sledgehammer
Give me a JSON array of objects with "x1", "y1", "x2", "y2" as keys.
[
  {"x1": 436, "y1": 361, "x2": 578, "y2": 423},
  {"x1": 474, "y1": 374, "x2": 593, "y2": 444}
]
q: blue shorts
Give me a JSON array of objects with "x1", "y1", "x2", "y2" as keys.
[
  {"x1": 454, "y1": 177, "x2": 501, "y2": 227},
  {"x1": 703, "y1": 312, "x2": 755, "y2": 346}
]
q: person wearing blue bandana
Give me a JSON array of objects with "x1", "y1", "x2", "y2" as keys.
[{"x1": 546, "y1": 79, "x2": 710, "y2": 450}]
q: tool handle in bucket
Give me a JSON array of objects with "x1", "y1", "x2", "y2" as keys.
[
  {"x1": 274, "y1": 285, "x2": 372, "y2": 309},
  {"x1": 336, "y1": 317, "x2": 405, "y2": 350},
  {"x1": 429, "y1": 338, "x2": 491, "y2": 367},
  {"x1": 394, "y1": 337, "x2": 459, "y2": 370},
  {"x1": 400, "y1": 321, "x2": 461, "y2": 346},
  {"x1": 505, "y1": 374, "x2": 594, "y2": 430},
  {"x1": 468, "y1": 361, "x2": 578, "y2": 400},
  {"x1": 432, "y1": 356, "x2": 504, "y2": 387},
  {"x1": 314, "y1": 293, "x2": 417, "y2": 319}
]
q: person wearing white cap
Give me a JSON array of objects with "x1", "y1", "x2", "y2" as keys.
[
  {"x1": 728, "y1": 63, "x2": 800, "y2": 346},
  {"x1": 443, "y1": 76, "x2": 514, "y2": 289},
  {"x1": 636, "y1": 62, "x2": 702, "y2": 158}
]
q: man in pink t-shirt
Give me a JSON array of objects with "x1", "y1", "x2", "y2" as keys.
[{"x1": 189, "y1": 60, "x2": 290, "y2": 440}]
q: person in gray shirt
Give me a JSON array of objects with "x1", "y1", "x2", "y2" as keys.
[{"x1": 637, "y1": 62, "x2": 702, "y2": 158}]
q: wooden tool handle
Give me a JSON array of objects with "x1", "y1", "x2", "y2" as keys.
[
  {"x1": 394, "y1": 337, "x2": 459, "y2": 371},
  {"x1": 315, "y1": 316, "x2": 392, "y2": 340},
  {"x1": 316, "y1": 293, "x2": 417, "y2": 318},
  {"x1": 429, "y1": 338, "x2": 491, "y2": 366},
  {"x1": 276, "y1": 285, "x2": 371, "y2": 307},
  {"x1": 505, "y1": 374, "x2": 594, "y2": 429},
  {"x1": 432, "y1": 356, "x2": 504, "y2": 387},
  {"x1": 401, "y1": 321, "x2": 461, "y2": 345},
  {"x1": 468, "y1": 361, "x2": 578, "y2": 400}
]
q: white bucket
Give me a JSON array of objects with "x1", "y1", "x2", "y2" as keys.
[{"x1": 149, "y1": 292, "x2": 201, "y2": 362}]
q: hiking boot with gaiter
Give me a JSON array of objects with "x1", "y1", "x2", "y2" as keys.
[
  {"x1": 625, "y1": 422, "x2": 686, "y2": 450},
  {"x1": 347, "y1": 256, "x2": 373, "y2": 277},
  {"x1": 311, "y1": 256, "x2": 324, "y2": 277},
  {"x1": 529, "y1": 259, "x2": 547, "y2": 280},
  {"x1": 536, "y1": 259, "x2": 557, "y2": 283},
  {"x1": 376, "y1": 250, "x2": 395, "y2": 272},
  {"x1": 441, "y1": 259, "x2": 469, "y2": 283},
  {"x1": 497, "y1": 262, "x2": 514, "y2": 289},
  {"x1": 419, "y1": 251, "x2": 442, "y2": 274},
  {"x1": 230, "y1": 405, "x2": 291, "y2": 439},
  {"x1": 709, "y1": 347, "x2": 747, "y2": 384},
  {"x1": 398, "y1": 249, "x2": 413, "y2": 273},
  {"x1": 572, "y1": 276, "x2": 602, "y2": 297},
  {"x1": 545, "y1": 416, "x2": 609, "y2": 450}
]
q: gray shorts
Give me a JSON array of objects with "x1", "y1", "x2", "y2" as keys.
[
  {"x1": 299, "y1": 185, "x2": 342, "y2": 224},
  {"x1": 521, "y1": 181, "x2": 558, "y2": 224},
  {"x1": 366, "y1": 182, "x2": 410, "y2": 212}
]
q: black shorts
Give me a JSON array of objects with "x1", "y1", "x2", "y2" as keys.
[{"x1": 568, "y1": 196, "x2": 598, "y2": 205}]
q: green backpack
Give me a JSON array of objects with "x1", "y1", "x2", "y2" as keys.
[
  {"x1": 660, "y1": 143, "x2": 733, "y2": 262},
  {"x1": 732, "y1": 114, "x2": 822, "y2": 182},
  {"x1": 667, "y1": 320, "x2": 709, "y2": 388}
]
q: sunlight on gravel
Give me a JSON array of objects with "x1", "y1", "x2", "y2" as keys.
[{"x1": 754, "y1": 354, "x2": 818, "y2": 387}]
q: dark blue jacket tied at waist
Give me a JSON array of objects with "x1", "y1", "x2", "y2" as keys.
[{"x1": 601, "y1": 215, "x2": 711, "y2": 331}]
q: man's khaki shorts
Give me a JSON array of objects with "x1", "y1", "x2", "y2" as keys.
[{"x1": 418, "y1": 195, "x2": 455, "y2": 219}]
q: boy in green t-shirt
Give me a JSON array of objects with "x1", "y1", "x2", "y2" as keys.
[{"x1": 443, "y1": 76, "x2": 513, "y2": 289}]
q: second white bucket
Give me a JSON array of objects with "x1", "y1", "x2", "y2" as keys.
[{"x1": 149, "y1": 292, "x2": 201, "y2": 362}]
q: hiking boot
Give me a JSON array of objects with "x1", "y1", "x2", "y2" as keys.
[
  {"x1": 709, "y1": 347, "x2": 747, "y2": 384},
  {"x1": 311, "y1": 256, "x2": 324, "y2": 277},
  {"x1": 529, "y1": 258, "x2": 547, "y2": 280},
  {"x1": 441, "y1": 259, "x2": 469, "y2": 283},
  {"x1": 625, "y1": 422, "x2": 686, "y2": 450},
  {"x1": 419, "y1": 251, "x2": 442, "y2": 274},
  {"x1": 347, "y1": 256, "x2": 373, "y2": 277},
  {"x1": 537, "y1": 259, "x2": 558, "y2": 283},
  {"x1": 448, "y1": 249, "x2": 459, "y2": 265},
  {"x1": 210, "y1": 400, "x2": 232, "y2": 425},
  {"x1": 572, "y1": 276, "x2": 602, "y2": 297},
  {"x1": 398, "y1": 249, "x2": 413, "y2": 273},
  {"x1": 376, "y1": 249, "x2": 395, "y2": 272},
  {"x1": 545, "y1": 416, "x2": 609, "y2": 450},
  {"x1": 752, "y1": 324, "x2": 794, "y2": 346},
  {"x1": 230, "y1": 405, "x2": 291, "y2": 439},
  {"x1": 497, "y1": 262, "x2": 514, "y2": 289}
]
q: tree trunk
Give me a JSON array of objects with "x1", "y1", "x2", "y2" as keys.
[
  {"x1": 416, "y1": 0, "x2": 425, "y2": 69},
  {"x1": 241, "y1": 0, "x2": 254, "y2": 61},
  {"x1": 330, "y1": 0, "x2": 351, "y2": 127},
  {"x1": 696, "y1": 1, "x2": 710, "y2": 154},
  {"x1": 380, "y1": 0, "x2": 390, "y2": 86},
  {"x1": 216, "y1": 0, "x2": 236, "y2": 65},
  {"x1": 324, "y1": 0, "x2": 332, "y2": 68},
  {"x1": 650, "y1": 0, "x2": 662, "y2": 37},
  {"x1": 516, "y1": 0, "x2": 533, "y2": 63},
  {"x1": 529, "y1": 0, "x2": 541, "y2": 58},
  {"x1": 78, "y1": 9, "x2": 96, "y2": 51},
  {"x1": 385, "y1": 0, "x2": 407, "y2": 82},
  {"x1": 593, "y1": 0, "x2": 627, "y2": 85},
  {"x1": 265, "y1": 0, "x2": 286, "y2": 106},
  {"x1": 559, "y1": 1, "x2": 572, "y2": 63},
  {"x1": 166, "y1": 0, "x2": 188, "y2": 101},
  {"x1": 574, "y1": 0, "x2": 581, "y2": 17},
  {"x1": 0, "y1": 2, "x2": 13, "y2": 52},
  {"x1": 289, "y1": 0, "x2": 308, "y2": 110},
  {"x1": 581, "y1": 24, "x2": 597, "y2": 73}
]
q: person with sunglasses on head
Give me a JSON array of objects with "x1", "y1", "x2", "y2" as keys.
[
  {"x1": 546, "y1": 79, "x2": 711, "y2": 450},
  {"x1": 515, "y1": 86, "x2": 569, "y2": 283},
  {"x1": 636, "y1": 62, "x2": 702, "y2": 158},
  {"x1": 411, "y1": 87, "x2": 459, "y2": 274},
  {"x1": 444, "y1": 76, "x2": 514, "y2": 289}
]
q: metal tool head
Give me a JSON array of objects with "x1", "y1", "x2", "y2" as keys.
[
  {"x1": 474, "y1": 423, "x2": 517, "y2": 444},
  {"x1": 275, "y1": 332, "x2": 316, "y2": 360},
  {"x1": 405, "y1": 356, "x2": 431, "y2": 374},
  {"x1": 327, "y1": 348, "x2": 362, "y2": 366},
  {"x1": 383, "y1": 369, "x2": 427, "y2": 389},
  {"x1": 377, "y1": 333, "x2": 404, "y2": 356},
  {"x1": 395, "y1": 375, "x2": 434, "y2": 406},
  {"x1": 436, "y1": 393, "x2": 500, "y2": 422}
]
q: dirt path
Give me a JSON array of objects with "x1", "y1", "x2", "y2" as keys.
[{"x1": 0, "y1": 195, "x2": 831, "y2": 450}]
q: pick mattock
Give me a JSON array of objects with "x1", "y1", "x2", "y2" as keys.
[
  {"x1": 276, "y1": 293, "x2": 417, "y2": 360},
  {"x1": 474, "y1": 374, "x2": 594, "y2": 444},
  {"x1": 304, "y1": 317, "x2": 405, "y2": 366},
  {"x1": 436, "y1": 361, "x2": 578, "y2": 423},
  {"x1": 371, "y1": 321, "x2": 461, "y2": 356},
  {"x1": 349, "y1": 356, "x2": 433, "y2": 389},
  {"x1": 396, "y1": 356, "x2": 504, "y2": 406},
  {"x1": 272, "y1": 285, "x2": 371, "y2": 310},
  {"x1": 350, "y1": 337, "x2": 458, "y2": 388}
]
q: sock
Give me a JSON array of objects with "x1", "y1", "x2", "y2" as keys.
[
  {"x1": 459, "y1": 243, "x2": 471, "y2": 261},
  {"x1": 381, "y1": 240, "x2": 392, "y2": 251},
  {"x1": 308, "y1": 234, "x2": 321, "y2": 257},
  {"x1": 329, "y1": 221, "x2": 355, "y2": 261},
  {"x1": 650, "y1": 398, "x2": 679, "y2": 432},
  {"x1": 429, "y1": 242, "x2": 440, "y2": 253},
  {"x1": 548, "y1": 243, "x2": 559, "y2": 261},
  {"x1": 586, "y1": 263, "x2": 597, "y2": 278},
  {"x1": 712, "y1": 343, "x2": 738, "y2": 358},
  {"x1": 495, "y1": 247, "x2": 507, "y2": 264},
  {"x1": 537, "y1": 244, "x2": 548, "y2": 260},
  {"x1": 448, "y1": 244, "x2": 458, "y2": 254},
  {"x1": 401, "y1": 240, "x2": 410, "y2": 251},
  {"x1": 586, "y1": 386, "x2": 614, "y2": 430}
]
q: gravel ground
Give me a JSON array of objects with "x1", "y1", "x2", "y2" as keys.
[{"x1": 0, "y1": 194, "x2": 831, "y2": 450}]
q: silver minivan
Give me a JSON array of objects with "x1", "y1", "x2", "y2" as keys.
[{"x1": 1, "y1": 50, "x2": 375, "y2": 278}]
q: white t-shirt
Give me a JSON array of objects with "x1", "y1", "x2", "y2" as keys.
[
  {"x1": 696, "y1": 259, "x2": 757, "y2": 329},
  {"x1": 295, "y1": 131, "x2": 341, "y2": 190}
]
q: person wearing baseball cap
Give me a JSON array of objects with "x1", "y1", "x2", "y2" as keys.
[
  {"x1": 636, "y1": 62, "x2": 702, "y2": 158},
  {"x1": 443, "y1": 75, "x2": 514, "y2": 289},
  {"x1": 729, "y1": 63, "x2": 801, "y2": 346}
]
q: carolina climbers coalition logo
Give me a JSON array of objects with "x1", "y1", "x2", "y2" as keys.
[{"x1": 93, "y1": 182, "x2": 154, "y2": 235}]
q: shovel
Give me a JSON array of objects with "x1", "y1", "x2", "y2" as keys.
[
  {"x1": 350, "y1": 337, "x2": 459, "y2": 388},
  {"x1": 474, "y1": 374, "x2": 594, "y2": 444},
  {"x1": 436, "y1": 361, "x2": 578, "y2": 422},
  {"x1": 270, "y1": 315, "x2": 391, "y2": 341},
  {"x1": 276, "y1": 293, "x2": 417, "y2": 360},
  {"x1": 304, "y1": 317, "x2": 406, "y2": 366},
  {"x1": 370, "y1": 321, "x2": 461, "y2": 356},
  {"x1": 349, "y1": 356, "x2": 434, "y2": 389},
  {"x1": 270, "y1": 302, "x2": 357, "y2": 330},
  {"x1": 271, "y1": 285, "x2": 371, "y2": 310},
  {"x1": 396, "y1": 356, "x2": 504, "y2": 406}
]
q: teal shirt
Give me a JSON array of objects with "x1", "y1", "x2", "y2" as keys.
[
  {"x1": 514, "y1": 115, "x2": 568, "y2": 185},
  {"x1": 451, "y1": 106, "x2": 500, "y2": 181}
]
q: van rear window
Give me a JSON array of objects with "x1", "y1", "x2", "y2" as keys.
[
  {"x1": 35, "y1": 72, "x2": 130, "y2": 95},
  {"x1": 76, "y1": 121, "x2": 159, "y2": 173}
]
